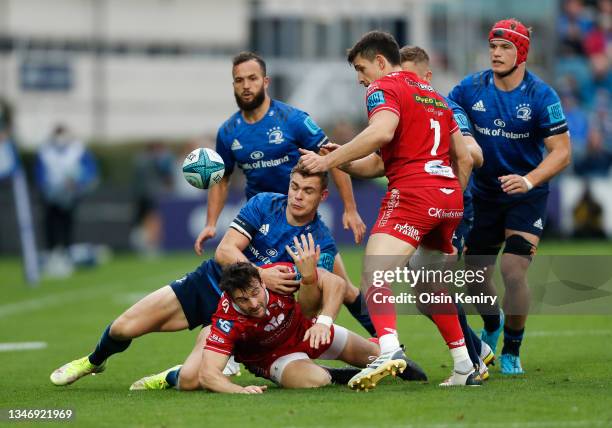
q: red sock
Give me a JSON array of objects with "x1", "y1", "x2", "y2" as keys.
[
  {"x1": 429, "y1": 293, "x2": 465, "y2": 349},
  {"x1": 365, "y1": 284, "x2": 397, "y2": 339}
]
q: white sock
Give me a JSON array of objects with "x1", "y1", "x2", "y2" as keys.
[
  {"x1": 450, "y1": 346, "x2": 472, "y2": 373},
  {"x1": 379, "y1": 333, "x2": 400, "y2": 354}
]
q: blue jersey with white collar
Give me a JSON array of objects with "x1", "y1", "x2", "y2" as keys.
[
  {"x1": 216, "y1": 100, "x2": 328, "y2": 200},
  {"x1": 448, "y1": 70, "x2": 568, "y2": 202},
  {"x1": 198, "y1": 192, "x2": 338, "y2": 294}
]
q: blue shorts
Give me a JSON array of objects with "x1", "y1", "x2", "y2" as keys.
[
  {"x1": 466, "y1": 191, "x2": 548, "y2": 248},
  {"x1": 170, "y1": 260, "x2": 222, "y2": 330}
]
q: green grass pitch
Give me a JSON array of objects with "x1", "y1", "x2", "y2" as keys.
[{"x1": 1, "y1": 241, "x2": 611, "y2": 427}]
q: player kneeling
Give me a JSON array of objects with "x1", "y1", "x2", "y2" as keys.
[{"x1": 197, "y1": 262, "x2": 404, "y2": 393}]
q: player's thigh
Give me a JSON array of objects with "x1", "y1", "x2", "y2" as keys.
[
  {"x1": 112, "y1": 285, "x2": 188, "y2": 339},
  {"x1": 504, "y1": 192, "x2": 547, "y2": 247},
  {"x1": 279, "y1": 358, "x2": 331, "y2": 389},
  {"x1": 335, "y1": 329, "x2": 379, "y2": 368},
  {"x1": 178, "y1": 326, "x2": 211, "y2": 390}
]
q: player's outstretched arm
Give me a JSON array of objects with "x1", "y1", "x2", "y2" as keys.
[
  {"x1": 195, "y1": 175, "x2": 231, "y2": 255},
  {"x1": 323, "y1": 143, "x2": 385, "y2": 179},
  {"x1": 449, "y1": 129, "x2": 473, "y2": 190},
  {"x1": 199, "y1": 349, "x2": 267, "y2": 394},
  {"x1": 500, "y1": 132, "x2": 571, "y2": 195},
  {"x1": 299, "y1": 110, "x2": 398, "y2": 173}
]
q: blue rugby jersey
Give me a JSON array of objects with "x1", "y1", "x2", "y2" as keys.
[
  {"x1": 216, "y1": 100, "x2": 328, "y2": 200},
  {"x1": 199, "y1": 192, "x2": 337, "y2": 294},
  {"x1": 448, "y1": 70, "x2": 568, "y2": 202}
]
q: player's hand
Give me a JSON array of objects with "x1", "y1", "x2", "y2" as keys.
[
  {"x1": 298, "y1": 149, "x2": 330, "y2": 173},
  {"x1": 285, "y1": 233, "x2": 320, "y2": 285},
  {"x1": 303, "y1": 323, "x2": 331, "y2": 349},
  {"x1": 321, "y1": 142, "x2": 341, "y2": 153},
  {"x1": 499, "y1": 174, "x2": 530, "y2": 195},
  {"x1": 239, "y1": 385, "x2": 267, "y2": 394},
  {"x1": 343, "y1": 209, "x2": 366, "y2": 244},
  {"x1": 194, "y1": 225, "x2": 216, "y2": 256},
  {"x1": 259, "y1": 265, "x2": 300, "y2": 295}
]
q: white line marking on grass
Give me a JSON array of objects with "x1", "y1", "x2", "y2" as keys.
[
  {"x1": 0, "y1": 341, "x2": 47, "y2": 352},
  {"x1": 0, "y1": 273, "x2": 174, "y2": 319}
]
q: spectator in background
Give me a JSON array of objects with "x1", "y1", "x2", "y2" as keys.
[
  {"x1": 34, "y1": 124, "x2": 98, "y2": 276},
  {"x1": 131, "y1": 141, "x2": 175, "y2": 257}
]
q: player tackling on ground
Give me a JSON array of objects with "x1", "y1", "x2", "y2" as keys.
[
  {"x1": 300, "y1": 31, "x2": 478, "y2": 388},
  {"x1": 49, "y1": 167, "x2": 373, "y2": 387},
  {"x1": 196, "y1": 51, "x2": 374, "y2": 336},
  {"x1": 448, "y1": 18, "x2": 571, "y2": 374}
]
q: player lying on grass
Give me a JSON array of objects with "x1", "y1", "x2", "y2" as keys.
[
  {"x1": 201, "y1": 259, "x2": 400, "y2": 393},
  {"x1": 50, "y1": 165, "x2": 426, "y2": 388}
]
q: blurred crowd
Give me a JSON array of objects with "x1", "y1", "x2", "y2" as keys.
[{"x1": 557, "y1": 0, "x2": 612, "y2": 177}]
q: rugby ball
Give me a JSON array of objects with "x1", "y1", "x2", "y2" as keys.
[{"x1": 182, "y1": 147, "x2": 225, "y2": 189}]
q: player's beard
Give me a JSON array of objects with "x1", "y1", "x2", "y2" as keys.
[{"x1": 235, "y1": 87, "x2": 266, "y2": 112}]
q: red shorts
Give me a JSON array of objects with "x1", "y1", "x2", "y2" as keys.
[
  {"x1": 370, "y1": 186, "x2": 463, "y2": 254},
  {"x1": 239, "y1": 318, "x2": 338, "y2": 381}
]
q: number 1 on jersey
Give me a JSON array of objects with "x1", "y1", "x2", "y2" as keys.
[{"x1": 430, "y1": 118, "x2": 440, "y2": 156}]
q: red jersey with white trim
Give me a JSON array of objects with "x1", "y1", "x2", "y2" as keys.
[
  {"x1": 205, "y1": 290, "x2": 309, "y2": 366},
  {"x1": 366, "y1": 70, "x2": 460, "y2": 189}
]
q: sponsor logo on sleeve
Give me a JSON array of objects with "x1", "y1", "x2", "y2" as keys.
[
  {"x1": 547, "y1": 102, "x2": 565, "y2": 124},
  {"x1": 454, "y1": 113, "x2": 470, "y2": 130},
  {"x1": 216, "y1": 319, "x2": 233, "y2": 334},
  {"x1": 303, "y1": 116, "x2": 322, "y2": 135},
  {"x1": 367, "y1": 90, "x2": 386, "y2": 112}
]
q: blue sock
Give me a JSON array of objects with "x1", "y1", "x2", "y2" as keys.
[
  {"x1": 345, "y1": 292, "x2": 376, "y2": 337},
  {"x1": 88, "y1": 324, "x2": 132, "y2": 366},
  {"x1": 502, "y1": 326, "x2": 524, "y2": 356},
  {"x1": 165, "y1": 367, "x2": 181, "y2": 388}
]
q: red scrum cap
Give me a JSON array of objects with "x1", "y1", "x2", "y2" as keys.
[{"x1": 488, "y1": 19, "x2": 531, "y2": 66}]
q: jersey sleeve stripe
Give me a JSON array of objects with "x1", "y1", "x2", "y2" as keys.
[
  {"x1": 370, "y1": 106, "x2": 400, "y2": 117},
  {"x1": 450, "y1": 124, "x2": 459, "y2": 134},
  {"x1": 316, "y1": 136, "x2": 329, "y2": 149},
  {"x1": 230, "y1": 217, "x2": 255, "y2": 240},
  {"x1": 204, "y1": 345, "x2": 232, "y2": 355}
]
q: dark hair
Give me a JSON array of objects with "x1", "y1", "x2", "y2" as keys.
[
  {"x1": 346, "y1": 31, "x2": 401, "y2": 66},
  {"x1": 291, "y1": 162, "x2": 329, "y2": 190},
  {"x1": 399, "y1": 45, "x2": 430, "y2": 65},
  {"x1": 220, "y1": 262, "x2": 261, "y2": 295},
  {"x1": 232, "y1": 51, "x2": 267, "y2": 76}
]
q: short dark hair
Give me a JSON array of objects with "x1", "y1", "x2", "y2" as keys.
[
  {"x1": 232, "y1": 51, "x2": 267, "y2": 76},
  {"x1": 399, "y1": 45, "x2": 430, "y2": 65},
  {"x1": 219, "y1": 262, "x2": 262, "y2": 296},
  {"x1": 291, "y1": 162, "x2": 329, "y2": 190},
  {"x1": 347, "y1": 31, "x2": 401, "y2": 66}
]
